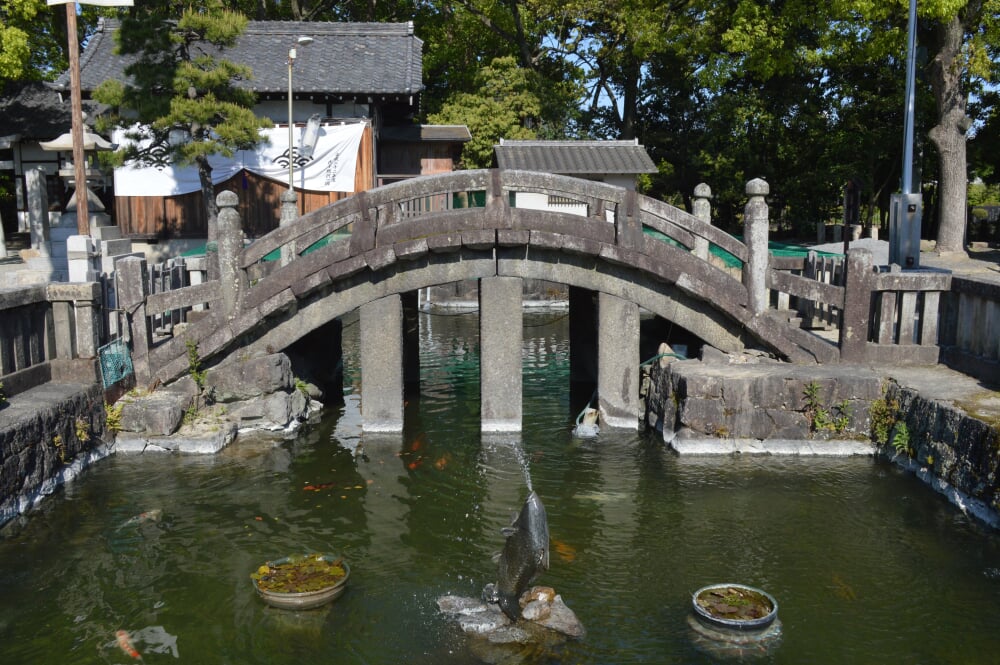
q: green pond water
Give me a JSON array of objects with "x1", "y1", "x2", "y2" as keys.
[{"x1": 2, "y1": 310, "x2": 1000, "y2": 664}]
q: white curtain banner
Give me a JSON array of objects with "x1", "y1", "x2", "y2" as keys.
[{"x1": 113, "y1": 122, "x2": 367, "y2": 197}]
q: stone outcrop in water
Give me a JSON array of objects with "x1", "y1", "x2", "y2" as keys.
[
  {"x1": 114, "y1": 351, "x2": 317, "y2": 452},
  {"x1": 438, "y1": 586, "x2": 584, "y2": 663}
]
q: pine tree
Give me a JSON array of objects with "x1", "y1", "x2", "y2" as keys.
[{"x1": 94, "y1": 1, "x2": 271, "y2": 235}]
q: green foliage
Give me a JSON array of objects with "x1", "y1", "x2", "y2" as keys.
[
  {"x1": 869, "y1": 395, "x2": 900, "y2": 446},
  {"x1": 104, "y1": 401, "x2": 123, "y2": 435},
  {"x1": 186, "y1": 339, "x2": 206, "y2": 392},
  {"x1": 0, "y1": 0, "x2": 90, "y2": 82},
  {"x1": 183, "y1": 403, "x2": 200, "y2": 426},
  {"x1": 891, "y1": 422, "x2": 912, "y2": 456},
  {"x1": 803, "y1": 381, "x2": 852, "y2": 435},
  {"x1": 0, "y1": 380, "x2": 6, "y2": 407},
  {"x1": 75, "y1": 418, "x2": 90, "y2": 444},
  {"x1": 52, "y1": 434, "x2": 65, "y2": 464},
  {"x1": 428, "y1": 57, "x2": 544, "y2": 168},
  {"x1": 93, "y1": 1, "x2": 270, "y2": 224}
]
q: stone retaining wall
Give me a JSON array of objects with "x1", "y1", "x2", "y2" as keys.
[
  {"x1": 0, "y1": 382, "x2": 108, "y2": 527},
  {"x1": 644, "y1": 355, "x2": 1000, "y2": 527}
]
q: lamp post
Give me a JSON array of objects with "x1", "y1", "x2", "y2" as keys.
[
  {"x1": 287, "y1": 36, "x2": 314, "y2": 196},
  {"x1": 280, "y1": 36, "x2": 313, "y2": 264},
  {"x1": 889, "y1": 0, "x2": 922, "y2": 269}
]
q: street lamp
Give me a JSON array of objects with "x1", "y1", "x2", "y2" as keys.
[{"x1": 287, "y1": 36, "x2": 314, "y2": 195}]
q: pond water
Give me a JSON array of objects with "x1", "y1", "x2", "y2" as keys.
[{"x1": 2, "y1": 309, "x2": 1000, "y2": 664}]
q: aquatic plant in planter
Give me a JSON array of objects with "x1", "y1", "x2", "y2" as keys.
[
  {"x1": 251, "y1": 554, "x2": 350, "y2": 610},
  {"x1": 693, "y1": 584, "x2": 776, "y2": 630}
]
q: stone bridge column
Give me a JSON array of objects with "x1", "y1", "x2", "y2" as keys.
[
  {"x1": 598, "y1": 292, "x2": 639, "y2": 429},
  {"x1": 361, "y1": 295, "x2": 403, "y2": 432},
  {"x1": 481, "y1": 277, "x2": 523, "y2": 431},
  {"x1": 216, "y1": 190, "x2": 245, "y2": 318},
  {"x1": 744, "y1": 178, "x2": 770, "y2": 315},
  {"x1": 692, "y1": 183, "x2": 712, "y2": 261}
]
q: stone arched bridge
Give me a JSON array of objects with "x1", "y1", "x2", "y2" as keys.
[{"x1": 116, "y1": 169, "x2": 949, "y2": 431}]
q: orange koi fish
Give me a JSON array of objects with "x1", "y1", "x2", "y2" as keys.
[
  {"x1": 303, "y1": 482, "x2": 337, "y2": 491},
  {"x1": 115, "y1": 629, "x2": 141, "y2": 659},
  {"x1": 551, "y1": 538, "x2": 577, "y2": 563}
]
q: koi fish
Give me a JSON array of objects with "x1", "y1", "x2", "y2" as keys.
[
  {"x1": 115, "y1": 629, "x2": 141, "y2": 659},
  {"x1": 119, "y1": 509, "x2": 162, "y2": 529},
  {"x1": 434, "y1": 453, "x2": 452, "y2": 470},
  {"x1": 303, "y1": 482, "x2": 337, "y2": 491},
  {"x1": 551, "y1": 538, "x2": 577, "y2": 563}
]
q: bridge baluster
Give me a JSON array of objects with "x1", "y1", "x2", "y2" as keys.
[
  {"x1": 692, "y1": 183, "x2": 712, "y2": 261},
  {"x1": 744, "y1": 178, "x2": 770, "y2": 315},
  {"x1": 217, "y1": 190, "x2": 246, "y2": 318}
]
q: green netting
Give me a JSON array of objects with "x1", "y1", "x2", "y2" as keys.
[
  {"x1": 98, "y1": 339, "x2": 134, "y2": 389},
  {"x1": 642, "y1": 228, "x2": 842, "y2": 269}
]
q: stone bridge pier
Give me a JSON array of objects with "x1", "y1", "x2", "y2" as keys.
[{"x1": 357, "y1": 277, "x2": 639, "y2": 433}]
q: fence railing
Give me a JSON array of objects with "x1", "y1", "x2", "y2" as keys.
[{"x1": 0, "y1": 283, "x2": 103, "y2": 397}]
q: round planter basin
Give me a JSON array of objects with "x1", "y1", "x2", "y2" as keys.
[
  {"x1": 252, "y1": 555, "x2": 350, "y2": 610},
  {"x1": 691, "y1": 583, "x2": 778, "y2": 632}
]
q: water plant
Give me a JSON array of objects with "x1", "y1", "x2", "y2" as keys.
[
  {"x1": 0, "y1": 381, "x2": 6, "y2": 407},
  {"x1": 251, "y1": 554, "x2": 347, "y2": 593}
]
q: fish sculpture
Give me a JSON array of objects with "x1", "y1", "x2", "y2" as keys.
[{"x1": 482, "y1": 491, "x2": 550, "y2": 620}]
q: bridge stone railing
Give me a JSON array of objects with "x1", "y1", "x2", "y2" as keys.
[
  {"x1": 938, "y1": 276, "x2": 1000, "y2": 384},
  {"x1": 767, "y1": 245, "x2": 952, "y2": 365},
  {"x1": 115, "y1": 171, "x2": 961, "y2": 386},
  {"x1": 0, "y1": 282, "x2": 103, "y2": 396}
]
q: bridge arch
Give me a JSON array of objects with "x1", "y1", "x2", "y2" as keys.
[{"x1": 119, "y1": 169, "x2": 847, "y2": 430}]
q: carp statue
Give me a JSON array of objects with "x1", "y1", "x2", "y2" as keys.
[{"x1": 482, "y1": 491, "x2": 550, "y2": 620}]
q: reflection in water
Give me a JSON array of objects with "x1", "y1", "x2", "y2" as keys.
[{"x1": 0, "y1": 310, "x2": 999, "y2": 664}]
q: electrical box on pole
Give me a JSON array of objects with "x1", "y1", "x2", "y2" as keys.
[{"x1": 889, "y1": 192, "x2": 922, "y2": 268}]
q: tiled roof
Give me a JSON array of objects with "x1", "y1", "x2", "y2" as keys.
[
  {"x1": 379, "y1": 125, "x2": 471, "y2": 142},
  {"x1": 0, "y1": 81, "x2": 104, "y2": 142},
  {"x1": 493, "y1": 139, "x2": 658, "y2": 175},
  {"x1": 54, "y1": 18, "x2": 424, "y2": 98}
]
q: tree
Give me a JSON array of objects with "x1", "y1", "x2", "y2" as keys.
[
  {"x1": 427, "y1": 56, "x2": 544, "y2": 168},
  {"x1": 924, "y1": 0, "x2": 1000, "y2": 254},
  {"x1": 1, "y1": 0, "x2": 65, "y2": 82},
  {"x1": 94, "y1": 1, "x2": 270, "y2": 233}
]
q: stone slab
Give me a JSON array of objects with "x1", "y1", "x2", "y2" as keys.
[{"x1": 115, "y1": 421, "x2": 238, "y2": 454}]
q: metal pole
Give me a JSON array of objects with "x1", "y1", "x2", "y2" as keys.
[
  {"x1": 287, "y1": 46, "x2": 295, "y2": 195},
  {"x1": 902, "y1": 0, "x2": 917, "y2": 194},
  {"x1": 66, "y1": 3, "x2": 89, "y2": 236}
]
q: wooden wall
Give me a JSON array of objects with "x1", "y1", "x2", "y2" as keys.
[{"x1": 114, "y1": 123, "x2": 374, "y2": 240}]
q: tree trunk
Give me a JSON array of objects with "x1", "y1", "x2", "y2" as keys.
[
  {"x1": 928, "y1": 14, "x2": 972, "y2": 255},
  {"x1": 197, "y1": 154, "x2": 219, "y2": 241},
  {"x1": 620, "y1": 53, "x2": 640, "y2": 140}
]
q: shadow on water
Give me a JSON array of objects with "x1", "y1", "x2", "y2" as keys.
[{"x1": 1, "y1": 310, "x2": 1000, "y2": 664}]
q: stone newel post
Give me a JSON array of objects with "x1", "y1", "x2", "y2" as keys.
[
  {"x1": 279, "y1": 189, "x2": 297, "y2": 265},
  {"x1": 743, "y1": 178, "x2": 770, "y2": 316},
  {"x1": 216, "y1": 190, "x2": 245, "y2": 319},
  {"x1": 692, "y1": 183, "x2": 712, "y2": 261}
]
